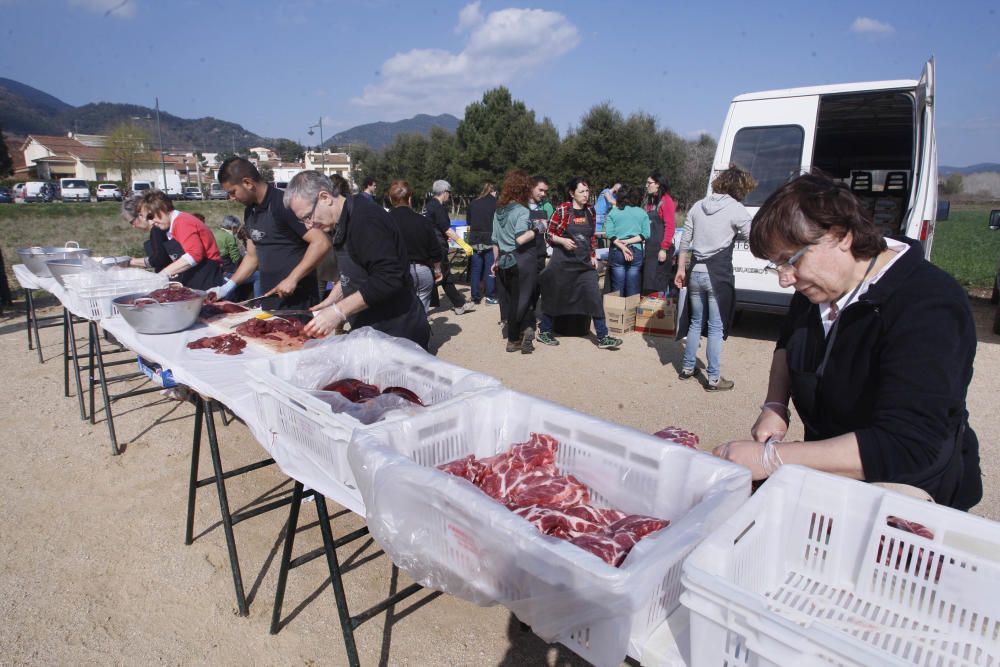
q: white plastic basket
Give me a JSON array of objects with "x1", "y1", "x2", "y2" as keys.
[
  {"x1": 245, "y1": 328, "x2": 500, "y2": 514},
  {"x1": 347, "y1": 388, "x2": 751, "y2": 667},
  {"x1": 681, "y1": 465, "x2": 1000, "y2": 667},
  {"x1": 63, "y1": 269, "x2": 167, "y2": 320}
]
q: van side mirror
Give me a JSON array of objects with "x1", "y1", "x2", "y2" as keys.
[
  {"x1": 936, "y1": 200, "x2": 950, "y2": 222},
  {"x1": 989, "y1": 209, "x2": 1000, "y2": 231}
]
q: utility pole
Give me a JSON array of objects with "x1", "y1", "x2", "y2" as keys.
[{"x1": 155, "y1": 96, "x2": 168, "y2": 195}]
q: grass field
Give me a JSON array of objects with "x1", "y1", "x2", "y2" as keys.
[{"x1": 2, "y1": 199, "x2": 999, "y2": 300}]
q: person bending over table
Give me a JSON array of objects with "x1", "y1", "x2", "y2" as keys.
[
  {"x1": 210, "y1": 157, "x2": 330, "y2": 309},
  {"x1": 714, "y1": 173, "x2": 982, "y2": 510},
  {"x1": 283, "y1": 171, "x2": 431, "y2": 350},
  {"x1": 124, "y1": 196, "x2": 183, "y2": 272},
  {"x1": 138, "y1": 191, "x2": 225, "y2": 290}
]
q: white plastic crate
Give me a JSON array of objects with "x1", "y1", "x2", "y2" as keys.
[
  {"x1": 347, "y1": 388, "x2": 751, "y2": 667},
  {"x1": 63, "y1": 269, "x2": 167, "y2": 320},
  {"x1": 245, "y1": 328, "x2": 500, "y2": 512},
  {"x1": 681, "y1": 465, "x2": 1000, "y2": 667}
]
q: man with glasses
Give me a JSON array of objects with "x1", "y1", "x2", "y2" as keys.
[
  {"x1": 209, "y1": 157, "x2": 330, "y2": 310},
  {"x1": 283, "y1": 171, "x2": 430, "y2": 349},
  {"x1": 424, "y1": 179, "x2": 474, "y2": 315}
]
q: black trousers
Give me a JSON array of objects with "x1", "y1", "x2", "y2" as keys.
[
  {"x1": 498, "y1": 265, "x2": 534, "y2": 342},
  {"x1": 433, "y1": 251, "x2": 466, "y2": 308}
]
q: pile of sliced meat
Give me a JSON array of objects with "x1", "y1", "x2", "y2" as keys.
[
  {"x1": 321, "y1": 378, "x2": 423, "y2": 406},
  {"x1": 187, "y1": 333, "x2": 247, "y2": 355},
  {"x1": 438, "y1": 433, "x2": 669, "y2": 567},
  {"x1": 653, "y1": 426, "x2": 699, "y2": 448},
  {"x1": 147, "y1": 285, "x2": 202, "y2": 302},
  {"x1": 199, "y1": 298, "x2": 248, "y2": 319},
  {"x1": 235, "y1": 317, "x2": 310, "y2": 343}
]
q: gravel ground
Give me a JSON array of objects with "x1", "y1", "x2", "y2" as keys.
[{"x1": 0, "y1": 290, "x2": 996, "y2": 666}]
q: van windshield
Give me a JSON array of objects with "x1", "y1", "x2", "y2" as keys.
[
  {"x1": 134, "y1": 184, "x2": 150, "y2": 191},
  {"x1": 63, "y1": 180, "x2": 87, "y2": 188}
]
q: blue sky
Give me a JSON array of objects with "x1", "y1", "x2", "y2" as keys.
[{"x1": 3, "y1": 0, "x2": 998, "y2": 166}]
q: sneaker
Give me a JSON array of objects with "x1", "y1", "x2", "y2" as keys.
[
  {"x1": 485, "y1": 297, "x2": 498, "y2": 305},
  {"x1": 454, "y1": 302, "x2": 476, "y2": 315},
  {"x1": 705, "y1": 377, "x2": 735, "y2": 392},
  {"x1": 473, "y1": 299, "x2": 482, "y2": 305},
  {"x1": 506, "y1": 340, "x2": 520, "y2": 353},
  {"x1": 678, "y1": 367, "x2": 696, "y2": 380},
  {"x1": 536, "y1": 331, "x2": 559, "y2": 346},
  {"x1": 597, "y1": 335, "x2": 622, "y2": 350},
  {"x1": 521, "y1": 327, "x2": 535, "y2": 354}
]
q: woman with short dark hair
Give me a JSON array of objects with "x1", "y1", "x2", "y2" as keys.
[
  {"x1": 604, "y1": 185, "x2": 649, "y2": 296},
  {"x1": 714, "y1": 172, "x2": 982, "y2": 510}
]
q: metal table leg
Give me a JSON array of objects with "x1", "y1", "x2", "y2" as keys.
[
  {"x1": 65, "y1": 310, "x2": 87, "y2": 420},
  {"x1": 185, "y1": 396, "x2": 296, "y2": 617},
  {"x1": 270, "y1": 481, "x2": 424, "y2": 666}
]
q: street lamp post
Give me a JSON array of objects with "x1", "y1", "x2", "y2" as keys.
[
  {"x1": 155, "y1": 97, "x2": 168, "y2": 195},
  {"x1": 307, "y1": 117, "x2": 325, "y2": 174}
]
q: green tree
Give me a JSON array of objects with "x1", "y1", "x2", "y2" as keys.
[
  {"x1": 0, "y1": 125, "x2": 13, "y2": 176},
  {"x1": 939, "y1": 173, "x2": 963, "y2": 196},
  {"x1": 100, "y1": 124, "x2": 153, "y2": 186},
  {"x1": 273, "y1": 138, "x2": 305, "y2": 162},
  {"x1": 258, "y1": 165, "x2": 274, "y2": 183}
]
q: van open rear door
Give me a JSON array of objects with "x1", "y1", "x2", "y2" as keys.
[{"x1": 909, "y1": 58, "x2": 937, "y2": 259}]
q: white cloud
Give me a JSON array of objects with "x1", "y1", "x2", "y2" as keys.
[
  {"x1": 455, "y1": 1, "x2": 483, "y2": 33},
  {"x1": 352, "y1": 6, "x2": 579, "y2": 116},
  {"x1": 850, "y1": 17, "x2": 894, "y2": 35},
  {"x1": 68, "y1": 0, "x2": 137, "y2": 18}
]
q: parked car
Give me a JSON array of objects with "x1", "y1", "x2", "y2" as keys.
[
  {"x1": 59, "y1": 178, "x2": 91, "y2": 202},
  {"x1": 208, "y1": 182, "x2": 228, "y2": 200},
  {"x1": 24, "y1": 181, "x2": 57, "y2": 202},
  {"x1": 96, "y1": 183, "x2": 123, "y2": 201},
  {"x1": 0, "y1": 186, "x2": 12, "y2": 203},
  {"x1": 183, "y1": 186, "x2": 205, "y2": 200}
]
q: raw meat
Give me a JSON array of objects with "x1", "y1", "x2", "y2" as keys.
[
  {"x1": 199, "y1": 299, "x2": 248, "y2": 318},
  {"x1": 235, "y1": 316, "x2": 309, "y2": 342},
  {"x1": 886, "y1": 515, "x2": 934, "y2": 539},
  {"x1": 320, "y1": 379, "x2": 424, "y2": 406},
  {"x1": 653, "y1": 426, "x2": 699, "y2": 449},
  {"x1": 187, "y1": 333, "x2": 246, "y2": 355},
  {"x1": 437, "y1": 433, "x2": 670, "y2": 568},
  {"x1": 381, "y1": 386, "x2": 424, "y2": 406},
  {"x1": 148, "y1": 285, "x2": 201, "y2": 302}
]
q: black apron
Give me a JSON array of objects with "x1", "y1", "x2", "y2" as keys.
[
  {"x1": 539, "y1": 209, "x2": 603, "y2": 318},
  {"x1": 497, "y1": 229, "x2": 539, "y2": 337},
  {"x1": 335, "y1": 199, "x2": 431, "y2": 350},
  {"x1": 247, "y1": 188, "x2": 318, "y2": 311},
  {"x1": 642, "y1": 204, "x2": 671, "y2": 294},
  {"x1": 174, "y1": 257, "x2": 224, "y2": 291},
  {"x1": 675, "y1": 243, "x2": 736, "y2": 341}
]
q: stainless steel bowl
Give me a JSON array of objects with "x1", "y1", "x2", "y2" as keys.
[
  {"x1": 113, "y1": 289, "x2": 206, "y2": 334},
  {"x1": 46, "y1": 256, "x2": 132, "y2": 287},
  {"x1": 16, "y1": 243, "x2": 93, "y2": 277}
]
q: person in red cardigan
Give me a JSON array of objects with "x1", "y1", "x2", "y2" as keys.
[{"x1": 139, "y1": 190, "x2": 224, "y2": 290}]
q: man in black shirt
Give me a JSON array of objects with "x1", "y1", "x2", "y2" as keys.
[
  {"x1": 284, "y1": 171, "x2": 431, "y2": 350},
  {"x1": 210, "y1": 158, "x2": 330, "y2": 309},
  {"x1": 424, "y1": 179, "x2": 474, "y2": 315}
]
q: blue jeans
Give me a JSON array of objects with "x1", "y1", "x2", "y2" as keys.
[
  {"x1": 684, "y1": 271, "x2": 723, "y2": 380},
  {"x1": 608, "y1": 246, "x2": 644, "y2": 297},
  {"x1": 539, "y1": 312, "x2": 609, "y2": 339},
  {"x1": 469, "y1": 249, "x2": 495, "y2": 302}
]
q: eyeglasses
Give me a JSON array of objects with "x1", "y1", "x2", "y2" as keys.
[
  {"x1": 764, "y1": 244, "x2": 812, "y2": 275},
  {"x1": 301, "y1": 196, "x2": 320, "y2": 224}
]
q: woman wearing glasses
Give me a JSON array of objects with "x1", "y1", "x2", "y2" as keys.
[
  {"x1": 673, "y1": 166, "x2": 756, "y2": 391},
  {"x1": 714, "y1": 173, "x2": 981, "y2": 510},
  {"x1": 642, "y1": 171, "x2": 676, "y2": 295}
]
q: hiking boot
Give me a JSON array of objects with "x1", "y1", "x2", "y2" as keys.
[
  {"x1": 506, "y1": 340, "x2": 520, "y2": 353},
  {"x1": 485, "y1": 296, "x2": 498, "y2": 305},
  {"x1": 521, "y1": 328, "x2": 535, "y2": 354},
  {"x1": 536, "y1": 331, "x2": 559, "y2": 346},
  {"x1": 454, "y1": 302, "x2": 476, "y2": 315},
  {"x1": 678, "y1": 367, "x2": 696, "y2": 380},
  {"x1": 597, "y1": 335, "x2": 623, "y2": 350},
  {"x1": 705, "y1": 376, "x2": 735, "y2": 392}
]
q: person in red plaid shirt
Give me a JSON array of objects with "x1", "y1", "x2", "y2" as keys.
[{"x1": 536, "y1": 177, "x2": 622, "y2": 349}]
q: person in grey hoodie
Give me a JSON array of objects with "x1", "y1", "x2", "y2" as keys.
[
  {"x1": 491, "y1": 169, "x2": 542, "y2": 353},
  {"x1": 674, "y1": 166, "x2": 757, "y2": 390}
]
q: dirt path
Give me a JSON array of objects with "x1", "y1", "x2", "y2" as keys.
[{"x1": 0, "y1": 293, "x2": 997, "y2": 665}]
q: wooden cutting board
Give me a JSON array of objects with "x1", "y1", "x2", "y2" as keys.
[{"x1": 197, "y1": 310, "x2": 310, "y2": 354}]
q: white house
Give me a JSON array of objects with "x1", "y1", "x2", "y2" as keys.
[
  {"x1": 19, "y1": 132, "x2": 183, "y2": 184},
  {"x1": 303, "y1": 150, "x2": 353, "y2": 187},
  {"x1": 249, "y1": 146, "x2": 277, "y2": 162}
]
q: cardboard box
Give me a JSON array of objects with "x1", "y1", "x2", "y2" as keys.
[
  {"x1": 635, "y1": 296, "x2": 677, "y2": 336},
  {"x1": 603, "y1": 294, "x2": 640, "y2": 334}
]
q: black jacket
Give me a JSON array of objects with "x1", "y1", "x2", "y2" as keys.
[
  {"x1": 388, "y1": 207, "x2": 443, "y2": 266},
  {"x1": 466, "y1": 194, "x2": 497, "y2": 246},
  {"x1": 777, "y1": 238, "x2": 982, "y2": 510}
]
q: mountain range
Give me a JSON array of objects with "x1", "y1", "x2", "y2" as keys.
[
  {"x1": 938, "y1": 163, "x2": 1000, "y2": 176},
  {"x1": 0, "y1": 78, "x2": 460, "y2": 154}
]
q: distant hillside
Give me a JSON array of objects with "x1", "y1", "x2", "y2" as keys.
[
  {"x1": 0, "y1": 78, "x2": 267, "y2": 152},
  {"x1": 940, "y1": 163, "x2": 1000, "y2": 176},
  {"x1": 325, "y1": 113, "x2": 461, "y2": 151}
]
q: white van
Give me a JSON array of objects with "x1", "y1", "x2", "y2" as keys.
[
  {"x1": 709, "y1": 58, "x2": 937, "y2": 313},
  {"x1": 131, "y1": 180, "x2": 154, "y2": 197},
  {"x1": 60, "y1": 178, "x2": 91, "y2": 202}
]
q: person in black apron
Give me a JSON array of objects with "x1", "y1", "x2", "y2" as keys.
[
  {"x1": 490, "y1": 170, "x2": 540, "y2": 353},
  {"x1": 209, "y1": 157, "x2": 330, "y2": 310},
  {"x1": 283, "y1": 171, "x2": 431, "y2": 350},
  {"x1": 642, "y1": 171, "x2": 676, "y2": 295},
  {"x1": 537, "y1": 178, "x2": 622, "y2": 350},
  {"x1": 124, "y1": 196, "x2": 185, "y2": 272},
  {"x1": 138, "y1": 191, "x2": 224, "y2": 290},
  {"x1": 711, "y1": 173, "x2": 981, "y2": 511},
  {"x1": 673, "y1": 167, "x2": 756, "y2": 390}
]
